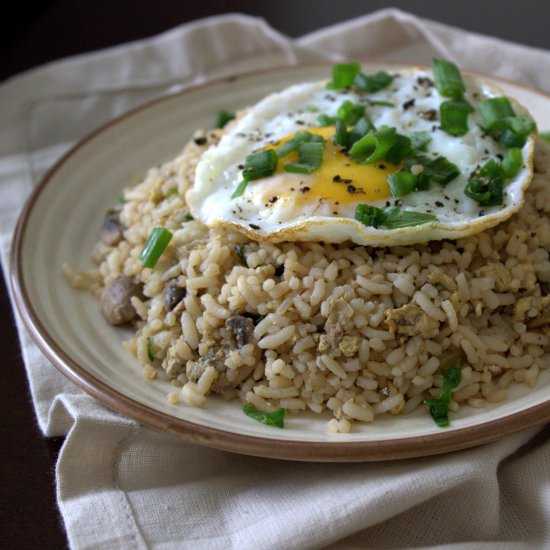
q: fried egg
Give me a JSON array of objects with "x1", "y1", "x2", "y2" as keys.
[{"x1": 186, "y1": 65, "x2": 536, "y2": 246}]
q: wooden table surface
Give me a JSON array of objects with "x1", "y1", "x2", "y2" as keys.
[{"x1": 1, "y1": 2, "x2": 548, "y2": 548}]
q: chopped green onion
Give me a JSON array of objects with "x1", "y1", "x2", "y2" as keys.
[
  {"x1": 147, "y1": 338, "x2": 155, "y2": 362},
  {"x1": 117, "y1": 191, "x2": 127, "y2": 204},
  {"x1": 337, "y1": 100, "x2": 365, "y2": 125},
  {"x1": 349, "y1": 116, "x2": 376, "y2": 145},
  {"x1": 275, "y1": 140, "x2": 299, "y2": 158},
  {"x1": 381, "y1": 207, "x2": 438, "y2": 229},
  {"x1": 354, "y1": 204, "x2": 387, "y2": 228},
  {"x1": 183, "y1": 212, "x2": 194, "y2": 222},
  {"x1": 306, "y1": 105, "x2": 320, "y2": 113},
  {"x1": 384, "y1": 134, "x2": 413, "y2": 164},
  {"x1": 139, "y1": 227, "x2": 173, "y2": 268},
  {"x1": 231, "y1": 180, "x2": 249, "y2": 199},
  {"x1": 354, "y1": 70, "x2": 394, "y2": 93},
  {"x1": 300, "y1": 141, "x2": 324, "y2": 166},
  {"x1": 464, "y1": 159, "x2": 504, "y2": 206},
  {"x1": 501, "y1": 148, "x2": 522, "y2": 178},
  {"x1": 276, "y1": 131, "x2": 324, "y2": 158},
  {"x1": 422, "y1": 156, "x2": 460, "y2": 186},
  {"x1": 541, "y1": 131, "x2": 550, "y2": 142},
  {"x1": 479, "y1": 97, "x2": 535, "y2": 148},
  {"x1": 350, "y1": 127, "x2": 397, "y2": 164},
  {"x1": 284, "y1": 140, "x2": 324, "y2": 174},
  {"x1": 409, "y1": 131, "x2": 432, "y2": 152},
  {"x1": 355, "y1": 204, "x2": 437, "y2": 229},
  {"x1": 242, "y1": 403, "x2": 286, "y2": 428},
  {"x1": 283, "y1": 163, "x2": 316, "y2": 174},
  {"x1": 242, "y1": 150, "x2": 279, "y2": 181},
  {"x1": 432, "y1": 58, "x2": 465, "y2": 99},
  {"x1": 387, "y1": 171, "x2": 417, "y2": 197},
  {"x1": 317, "y1": 114, "x2": 336, "y2": 127},
  {"x1": 498, "y1": 116, "x2": 536, "y2": 148},
  {"x1": 415, "y1": 173, "x2": 430, "y2": 191},
  {"x1": 479, "y1": 97, "x2": 516, "y2": 130},
  {"x1": 215, "y1": 110, "x2": 235, "y2": 128},
  {"x1": 327, "y1": 62, "x2": 361, "y2": 90},
  {"x1": 333, "y1": 118, "x2": 350, "y2": 149},
  {"x1": 424, "y1": 356, "x2": 463, "y2": 427},
  {"x1": 165, "y1": 187, "x2": 178, "y2": 199},
  {"x1": 440, "y1": 99, "x2": 473, "y2": 136}
]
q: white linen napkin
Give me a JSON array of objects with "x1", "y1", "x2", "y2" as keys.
[{"x1": 2, "y1": 9, "x2": 550, "y2": 549}]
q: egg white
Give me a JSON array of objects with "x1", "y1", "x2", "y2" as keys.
[{"x1": 186, "y1": 67, "x2": 536, "y2": 246}]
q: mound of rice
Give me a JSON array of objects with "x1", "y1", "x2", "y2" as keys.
[{"x1": 66, "y1": 131, "x2": 550, "y2": 433}]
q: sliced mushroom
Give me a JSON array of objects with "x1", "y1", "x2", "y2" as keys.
[
  {"x1": 163, "y1": 280, "x2": 185, "y2": 312},
  {"x1": 100, "y1": 275, "x2": 142, "y2": 325},
  {"x1": 225, "y1": 315, "x2": 255, "y2": 348},
  {"x1": 100, "y1": 210, "x2": 125, "y2": 246}
]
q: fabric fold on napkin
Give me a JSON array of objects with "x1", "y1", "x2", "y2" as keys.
[{"x1": 2, "y1": 8, "x2": 550, "y2": 549}]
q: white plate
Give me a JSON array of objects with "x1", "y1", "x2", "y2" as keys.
[{"x1": 11, "y1": 64, "x2": 550, "y2": 461}]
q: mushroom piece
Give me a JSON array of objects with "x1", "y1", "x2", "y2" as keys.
[
  {"x1": 100, "y1": 210, "x2": 124, "y2": 246},
  {"x1": 163, "y1": 280, "x2": 185, "y2": 312},
  {"x1": 100, "y1": 275, "x2": 142, "y2": 325},
  {"x1": 225, "y1": 315, "x2": 255, "y2": 348}
]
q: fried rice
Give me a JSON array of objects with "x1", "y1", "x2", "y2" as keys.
[{"x1": 64, "y1": 130, "x2": 550, "y2": 433}]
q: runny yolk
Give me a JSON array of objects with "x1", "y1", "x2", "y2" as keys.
[{"x1": 272, "y1": 126, "x2": 399, "y2": 204}]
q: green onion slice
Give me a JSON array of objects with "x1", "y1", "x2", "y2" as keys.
[
  {"x1": 479, "y1": 97, "x2": 516, "y2": 130},
  {"x1": 333, "y1": 118, "x2": 350, "y2": 149},
  {"x1": 432, "y1": 58, "x2": 466, "y2": 99},
  {"x1": 498, "y1": 116, "x2": 536, "y2": 148},
  {"x1": 501, "y1": 148, "x2": 523, "y2": 178},
  {"x1": 355, "y1": 204, "x2": 438, "y2": 229},
  {"x1": 117, "y1": 191, "x2": 127, "y2": 204},
  {"x1": 242, "y1": 149, "x2": 279, "y2": 180},
  {"x1": 242, "y1": 403, "x2": 286, "y2": 428},
  {"x1": 337, "y1": 100, "x2": 366, "y2": 125},
  {"x1": 327, "y1": 62, "x2": 361, "y2": 90},
  {"x1": 440, "y1": 99, "x2": 473, "y2": 136},
  {"x1": 215, "y1": 110, "x2": 235, "y2": 128},
  {"x1": 387, "y1": 171, "x2": 417, "y2": 197},
  {"x1": 349, "y1": 116, "x2": 376, "y2": 145},
  {"x1": 230, "y1": 180, "x2": 249, "y2": 199},
  {"x1": 139, "y1": 227, "x2": 173, "y2": 268},
  {"x1": 283, "y1": 163, "x2": 315, "y2": 174},
  {"x1": 284, "y1": 140, "x2": 324, "y2": 174},
  {"x1": 479, "y1": 97, "x2": 536, "y2": 148},
  {"x1": 276, "y1": 131, "x2": 324, "y2": 158},
  {"x1": 164, "y1": 187, "x2": 178, "y2": 199},
  {"x1": 409, "y1": 131, "x2": 432, "y2": 152},
  {"x1": 464, "y1": 159, "x2": 504, "y2": 206},
  {"x1": 317, "y1": 114, "x2": 336, "y2": 127},
  {"x1": 350, "y1": 127, "x2": 397, "y2": 163},
  {"x1": 147, "y1": 338, "x2": 155, "y2": 362},
  {"x1": 384, "y1": 134, "x2": 413, "y2": 164},
  {"x1": 354, "y1": 70, "x2": 394, "y2": 93},
  {"x1": 422, "y1": 156, "x2": 460, "y2": 186},
  {"x1": 424, "y1": 356, "x2": 463, "y2": 427}
]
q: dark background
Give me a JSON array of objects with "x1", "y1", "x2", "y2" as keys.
[{"x1": 1, "y1": 2, "x2": 549, "y2": 549}]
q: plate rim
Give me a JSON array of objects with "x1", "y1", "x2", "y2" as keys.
[{"x1": 9, "y1": 62, "x2": 550, "y2": 462}]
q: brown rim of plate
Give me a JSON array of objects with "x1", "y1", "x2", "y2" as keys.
[{"x1": 9, "y1": 62, "x2": 550, "y2": 462}]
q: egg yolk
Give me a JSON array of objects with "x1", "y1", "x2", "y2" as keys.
[{"x1": 271, "y1": 126, "x2": 399, "y2": 205}]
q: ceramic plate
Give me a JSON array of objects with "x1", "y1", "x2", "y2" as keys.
[{"x1": 11, "y1": 64, "x2": 550, "y2": 461}]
